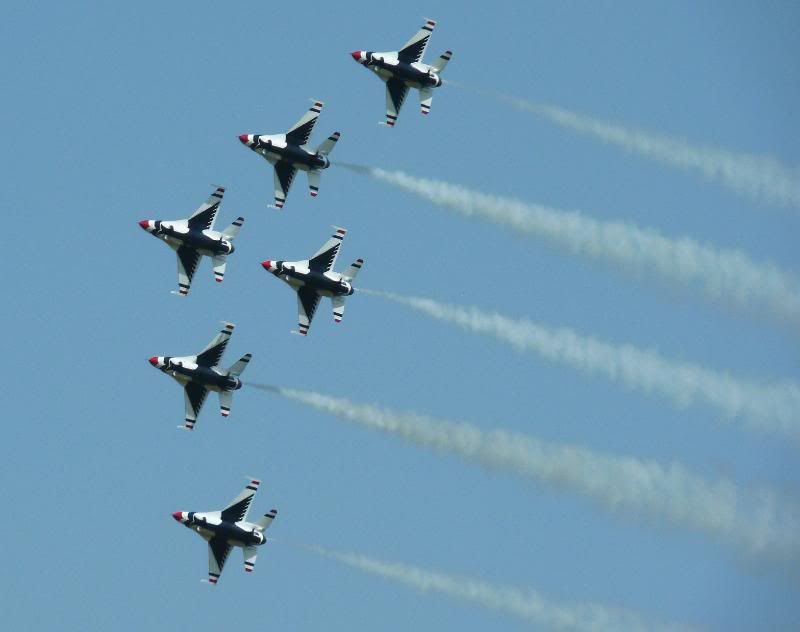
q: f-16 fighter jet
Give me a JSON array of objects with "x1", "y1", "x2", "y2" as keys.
[
  {"x1": 172, "y1": 477, "x2": 277, "y2": 584},
  {"x1": 139, "y1": 186, "x2": 243, "y2": 296},
  {"x1": 350, "y1": 18, "x2": 452, "y2": 126},
  {"x1": 261, "y1": 226, "x2": 364, "y2": 336},
  {"x1": 238, "y1": 100, "x2": 340, "y2": 209},
  {"x1": 148, "y1": 322, "x2": 251, "y2": 430}
]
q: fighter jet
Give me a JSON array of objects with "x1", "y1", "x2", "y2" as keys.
[
  {"x1": 238, "y1": 100, "x2": 340, "y2": 209},
  {"x1": 172, "y1": 477, "x2": 277, "y2": 585},
  {"x1": 149, "y1": 322, "x2": 251, "y2": 430},
  {"x1": 139, "y1": 186, "x2": 243, "y2": 296},
  {"x1": 350, "y1": 18, "x2": 452, "y2": 126},
  {"x1": 261, "y1": 226, "x2": 364, "y2": 336}
]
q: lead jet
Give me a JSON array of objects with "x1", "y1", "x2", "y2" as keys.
[
  {"x1": 148, "y1": 322, "x2": 251, "y2": 430},
  {"x1": 238, "y1": 100, "x2": 341, "y2": 209},
  {"x1": 350, "y1": 18, "x2": 452, "y2": 126},
  {"x1": 139, "y1": 186, "x2": 243, "y2": 296},
  {"x1": 172, "y1": 477, "x2": 277, "y2": 585},
  {"x1": 261, "y1": 226, "x2": 364, "y2": 336}
]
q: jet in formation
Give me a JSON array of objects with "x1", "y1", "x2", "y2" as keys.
[
  {"x1": 261, "y1": 226, "x2": 363, "y2": 336},
  {"x1": 351, "y1": 18, "x2": 452, "y2": 126},
  {"x1": 238, "y1": 100, "x2": 340, "y2": 209},
  {"x1": 149, "y1": 322, "x2": 251, "y2": 430},
  {"x1": 172, "y1": 478, "x2": 277, "y2": 584},
  {"x1": 139, "y1": 186, "x2": 243, "y2": 296}
]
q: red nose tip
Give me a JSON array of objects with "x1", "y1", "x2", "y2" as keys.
[
  {"x1": 238, "y1": 134, "x2": 248, "y2": 144},
  {"x1": 261, "y1": 260, "x2": 272, "y2": 270},
  {"x1": 149, "y1": 356, "x2": 158, "y2": 366},
  {"x1": 172, "y1": 512, "x2": 182, "y2": 522},
  {"x1": 351, "y1": 51, "x2": 361, "y2": 61},
  {"x1": 138, "y1": 220, "x2": 149, "y2": 230}
]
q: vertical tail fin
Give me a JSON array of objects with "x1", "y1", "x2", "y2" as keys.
[
  {"x1": 228, "y1": 353, "x2": 252, "y2": 377},
  {"x1": 316, "y1": 131, "x2": 341, "y2": 156},
  {"x1": 221, "y1": 216, "x2": 244, "y2": 239},
  {"x1": 342, "y1": 258, "x2": 364, "y2": 282},
  {"x1": 429, "y1": 50, "x2": 452, "y2": 73}
]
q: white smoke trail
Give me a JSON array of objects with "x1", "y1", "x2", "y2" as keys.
[
  {"x1": 340, "y1": 164, "x2": 800, "y2": 327},
  {"x1": 252, "y1": 384, "x2": 800, "y2": 562},
  {"x1": 360, "y1": 289, "x2": 800, "y2": 440},
  {"x1": 484, "y1": 89, "x2": 800, "y2": 210},
  {"x1": 305, "y1": 544, "x2": 694, "y2": 631}
]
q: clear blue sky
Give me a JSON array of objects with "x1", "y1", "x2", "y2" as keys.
[{"x1": 2, "y1": 1, "x2": 799, "y2": 629}]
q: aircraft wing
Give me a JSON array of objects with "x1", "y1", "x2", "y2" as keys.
[
  {"x1": 196, "y1": 322, "x2": 235, "y2": 367},
  {"x1": 183, "y1": 382, "x2": 208, "y2": 431},
  {"x1": 385, "y1": 78, "x2": 409, "y2": 127},
  {"x1": 296, "y1": 286, "x2": 321, "y2": 336},
  {"x1": 308, "y1": 226, "x2": 346, "y2": 272},
  {"x1": 187, "y1": 186, "x2": 225, "y2": 231},
  {"x1": 272, "y1": 161, "x2": 297, "y2": 209},
  {"x1": 176, "y1": 246, "x2": 201, "y2": 296},
  {"x1": 221, "y1": 478, "x2": 261, "y2": 523},
  {"x1": 398, "y1": 19, "x2": 436, "y2": 63},
  {"x1": 286, "y1": 100, "x2": 324, "y2": 146},
  {"x1": 207, "y1": 536, "x2": 232, "y2": 585}
]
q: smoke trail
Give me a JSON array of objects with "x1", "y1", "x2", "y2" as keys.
[
  {"x1": 251, "y1": 384, "x2": 800, "y2": 562},
  {"x1": 340, "y1": 163, "x2": 800, "y2": 327},
  {"x1": 305, "y1": 544, "x2": 694, "y2": 631},
  {"x1": 360, "y1": 289, "x2": 800, "y2": 440},
  {"x1": 471, "y1": 86, "x2": 800, "y2": 210}
]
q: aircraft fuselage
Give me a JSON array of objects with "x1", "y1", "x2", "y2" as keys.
[
  {"x1": 151, "y1": 358, "x2": 241, "y2": 392},
  {"x1": 366, "y1": 55, "x2": 441, "y2": 88},
  {"x1": 249, "y1": 136, "x2": 330, "y2": 172},
  {"x1": 175, "y1": 512, "x2": 265, "y2": 547},
  {"x1": 144, "y1": 221, "x2": 234, "y2": 256},
  {"x1": 272, "y1": 262, "x2": 353, "y2": 297}
]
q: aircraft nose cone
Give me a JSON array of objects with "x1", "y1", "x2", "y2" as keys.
[
  {"x1": 350, "y1": 51, "x2": 361, "y2": 62},
  {"x1": 138, "y1": 220, "x2": 149, "y2": 230},
  {"x1": 172, "y1": 511, "x2": 182, "y2": 522},
  {"x1": 149, "y1": 356, "x2": 158, "y2": 367},
  {"x1": 238, "y1": 134, "x2": 249, "y2": 144},
  {"x1": 261, "y1": 260, "x2": 272, "y2": 271}
]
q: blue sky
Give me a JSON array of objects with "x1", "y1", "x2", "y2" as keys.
[{"x1": 2, "y1": 1, "x2": 799, "y2": 629}]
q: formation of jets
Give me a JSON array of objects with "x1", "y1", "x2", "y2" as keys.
[{"x1": 140, "y1": 19, "x2": 451, "y2": 584}]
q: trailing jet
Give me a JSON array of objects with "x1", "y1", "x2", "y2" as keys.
[
  {"x1": 139, "y1": 186, "x2": 243, "y2": 296},
  {"x1": 149, "y1": 322, "x2": 251, "y2": 430},
  {"x1": 261, "y1": 226, "x2": 364, "y2": 336},
  {"x1": 172, "y1": 477, "x2": 277, "y2": 585},
  {"x1": 238, "y1": 100, "x2": 340, "y2": 209},
  {"x1": 350, "y1": 18, "x2": 452, "y2": 126}
]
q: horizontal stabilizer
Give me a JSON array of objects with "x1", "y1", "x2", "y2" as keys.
[
  {"x1": 254, "y1": 508, "x2": 278, "y2": 531},
  {"x1": 221, "y1": 216, "x2": 244, "y2": 239},
  {"x1": 212, "y1": 256, "x2": 226, "y2": 283},
  {"x1": 316, "y1": 131, "x2": 341, "y2": 156},
  {"x1": 429, "y1": 50, "x2": 452, "y2": 73},
  {"x1": 219, "y1": 390, "x2": 232, "y2": 418},
  {"x1": 228, "y1": 353, "x2": 252, "y2": 377},
  {"x1": 342, "y1": 258, "x2": 364, "y2": 282},
  {"x1": 308, "y1": 170, "x2": 321, "y2": 198},
  {"x1": 332, "y1": 295, "x2": 346, "y2": 323}
]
